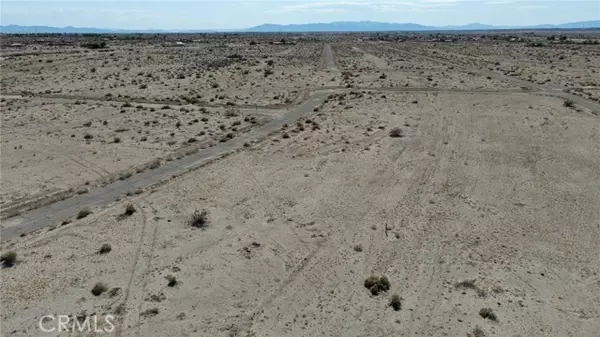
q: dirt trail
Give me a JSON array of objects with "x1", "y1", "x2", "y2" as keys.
[
  {"x1": 0, "y1": 91, "x2": 332, "y2": 241},
  {"x1": 322, "y1": 44, "x2": 338, "y2": 71},
  {"x1": 353, "y1": 46, "x2": 390, "y2": 69},
  {"x1": 382, "y1": 44, "x2": 600, "y2": 115}
]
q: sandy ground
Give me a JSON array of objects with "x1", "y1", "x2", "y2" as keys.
[
  {"x1": 2, "y1": 91, "x2": 600, "y2": 337},
  {"x1": 1, "y1": 35, "x2": 600, "y2": 337},
  {"x1": 393, "y1": 41, "x2": 600, "y2": 101},
  {"x1": 0, "y1": 97, "x2": 272, "y2": 212}
]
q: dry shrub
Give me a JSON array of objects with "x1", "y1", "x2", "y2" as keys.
[
  {"x1": 389, "y1": 294, "x2": 402, "y2": 311},
  {"x1": 389, "y1": 127, "x2": 404, "y2": 138},
  {"x1": 77, "y1": 208, "x2": 92, "y2": 219},
  {"x1": 91, "y1": 282, "x2": 108, "y2": 296},
  {"x1": 364, "y1": 275, "x2": 390, "y2": 295},
  {"x1": 189, "y1": 209, "x2": 209, "y2": 228},
  {"x1": 1, "y1": 251, "x2": 17, "y2": 267}
]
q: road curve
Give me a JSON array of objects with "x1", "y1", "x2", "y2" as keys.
[{"x1": 3, "y1": 41, "x2": 599, "y2": 241}]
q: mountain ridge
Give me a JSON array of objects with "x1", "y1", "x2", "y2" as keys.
[{"x1": 2, "y1": 20, "x2": 599, "y2": 34}]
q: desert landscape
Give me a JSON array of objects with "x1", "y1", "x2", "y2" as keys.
[{"x1": 1, "y1": 31, "x2": 600, "y2": 337}]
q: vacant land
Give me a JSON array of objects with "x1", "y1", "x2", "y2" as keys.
[{"x1": 1, "y1": 32, "x2": 600, "y2": 337}]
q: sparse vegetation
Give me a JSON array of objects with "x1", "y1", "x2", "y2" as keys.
[
  {"x1": 77, "y1": 208, "x2": 92, "y2": 219},
  {"x1": 91, "y1": 282, "x2": 108, "y2": 296},
  {"x1": 124, "y1": 204, "x2": 136, "y2": 216},
  {"x1": 1, "y1": 251, "x2": 17, "y2": 268},
  {"x1": 468, "y1": 326, "x2": 485, "y2": 337},
  {"x1": 364, "y1": 275, "x2": 391, "y2": 296},
  {"x1": 166, "y1": 274, "x2": 177, "y2": 287},
  {"x1": 564, "y1": 99, "x2": 575, "y2": 108},
  {"x1": 389, "y1": 294, "x2": 402, "y2": 311},
  {"x1": 479, "y1": 308, "x2": 497, "y2": 321},
  {"x1": 389, "y1": 127, "x2": 404, "y2": 138},
  {"x1": 188, "y1": 209, "x2": 209, "y2": 228},
  {"x1": 455, "y1": 279, "x2": 477, "y2": 289},
  {"x1": 98, "y1": 243, "x2": 112, "y2": 254},
  {"x1": 140, "y1": 308, "x2": 159, "y2": 318},
  {"x1": 82, "y1": 41, "x2": 107, "y2": 49}
]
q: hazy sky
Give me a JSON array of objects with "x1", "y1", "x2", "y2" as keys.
[{"x1": 1, "y1": 1, "x2": 599, "y2": 30}]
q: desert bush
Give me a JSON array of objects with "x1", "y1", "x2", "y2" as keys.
[
  {"x1": 148, "y1": 159, "x2": 161, "y2": 170},
  {"x1": 166, "y1": 275, "x2": 177, "y2": 287},
  {"x1": 455, "y1": 279, "x2": 477, "y2": 289},
  {"x1": 1, "y1": 251, "x2": 17, "y2": 267},
  {"x1": 124, "y1": 204, "x2": 136, "y2": 216},
  {"x1": 188, "y1": 209, "x2": 209, "y2": 228},
  {"x1": 479, "y1": 308, "x2": 497, "y2": 321},
  {"x1": 98, "y1": 243, "x2": 112, "y2": 254},
  {"x1": 468, "y1": 326, "x2": 485, "y2": 337},
  {"x1": 353, "y1": 244, "x2": 363, "y2": 252},
  {"x1": 91, "y1": 282, "x2": 108, "y2": 296},
  {"x1": 119, "y1": 172, "x2": 132, "y2": 180},
  {"x1": 564, "y1": 99, "x2": 575, "y2": 108},
  {"x1": 364, "y1": 275, "x2": 390, "y2": 295},
  {"x1": 389, "y1": 294, "x2": 402, "y2": 311},
  {"x1": 77, "y1": 208, "x2": 92, "y2": 219},
  {"x1": 82, "y1": 41, "x2": 107, "y2": 49},
  {"x1": 389, "y1": 127, "x2": 404, "y2": 138}
]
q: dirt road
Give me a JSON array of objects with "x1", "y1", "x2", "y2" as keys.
[
  {"x1": 2, "y1": 42, "x2": 600, "y2": 337},
  {"x1": 382, "y1": 44, "x2": 600, "y2": 115},
  {"x1": 322, "y1": 44, "x2": 338, "y2": 71},
  {"x1": 0, "y1": 91, "x2": 332, "y2": 241}
]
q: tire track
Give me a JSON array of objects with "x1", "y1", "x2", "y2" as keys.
[
  {"x1": 133, "y1": 199, "x2": 159, "y2": 337},
  {"x1": 114, "y1": 200, "x2": 151, "y2": 337},
  {"x1": 68, "y1": 154, "x2": 111, "y2": 179}
]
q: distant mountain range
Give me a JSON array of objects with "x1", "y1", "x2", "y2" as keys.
[
  {"x1": 0, "y1": 25, "x2": 215, "y2": 34},
  {"x1": 2, "y1": 20, "x2": 599, "y2": 34},
  {"x1": 246, "y1": 20, "x2": 600, "y2": 32}
]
